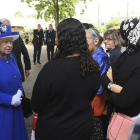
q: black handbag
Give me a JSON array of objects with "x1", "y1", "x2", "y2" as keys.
[{"x1": 21, "y1": 91, "x2": 33, "y2": 118}]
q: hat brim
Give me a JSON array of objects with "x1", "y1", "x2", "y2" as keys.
[{"x1": 0, "y1": 32, "x2": 19, "y2": 41}]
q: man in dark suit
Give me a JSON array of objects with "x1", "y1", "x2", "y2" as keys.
[
  {"x1": 13, "y1": 36, "x2": 31, "y2": 82},
  {"x1": 46, "y1": 24, "x2": 55, "y2": 61},
  {"x1": 1, "y1": 18, "x2": 31, "y2": 82},
  {"x1": 32, "y1": 24, "x2": 44, "y2": 64}
]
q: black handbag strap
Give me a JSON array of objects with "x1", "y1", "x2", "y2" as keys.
[{"x1": 22, "y1": 90, "x2": 26, "y2": 98}]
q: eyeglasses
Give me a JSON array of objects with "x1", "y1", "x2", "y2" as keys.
[{"x1": 104, "y1": 38, "x2": 113, "y2": 42}]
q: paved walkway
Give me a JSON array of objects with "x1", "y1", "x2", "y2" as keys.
[{"x1": 22, "y1": 44, "x2": 49, "y2": 139}]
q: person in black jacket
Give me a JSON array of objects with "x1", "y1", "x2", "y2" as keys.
[
  {"x1": 46, "y1": 24, "x2": 55, "y2": 61},
  {"x1": 101, "y1": 17, "x2": 140, "y2": 139},
  {"x1": 0, "y1": 18, "x2": 31, "y2": 82},
  {"x1": 32, "y1": 24, "x2": 44, "y2": 64},
  {"x1": 13, "y1": 36, "x2": 31, "y2": 82},
  {"x1": 31, "y1": 18, "x2": 101, "y2": 140}
]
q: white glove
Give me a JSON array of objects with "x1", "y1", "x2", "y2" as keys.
[
  {"x1": 16, "y1": 89, "x2": 23, "y2": 97},
  {"x1": 11, "y1": 90, "x2": 22, "y2": 107}
]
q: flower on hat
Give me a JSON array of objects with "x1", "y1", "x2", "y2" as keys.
[
  {"x1": 0, "y1": 24, "x2": 19, "y2": 41},
  {"x1": 0, "y1": 24, "x2": 7, "y2": 34}
]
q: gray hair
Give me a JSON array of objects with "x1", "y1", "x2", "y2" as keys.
[
  {"x1": 0, "y1": 18, "x2": 11, "y2": 25},
  {"x1": 85, "y1": 28, "x2": 103, "y2": 46}
]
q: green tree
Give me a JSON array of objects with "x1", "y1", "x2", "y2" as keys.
[
  {"x1": 104, "y1": 19, "x2": 121, "y2": 31},
  {"x1": 94, "y1": 25, "x2": 106, "y2": 34},
  {"x1": 21, "y1": 0, "x2": 92, "y2": 30},
  {"x1": 14, "y1": 11, "x2": 24, "y2": 18},
  {"x1": 94, "y1": 19, "x2": 121, "y2": 34}
]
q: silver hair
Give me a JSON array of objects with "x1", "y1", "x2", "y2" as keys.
[
  {"x1": 0, "y1": 18, "x2": 7, "y2": 22},
  {"x1": 0, "y1": 18, "x2": 11, "y2": 25},
  {"x1": 85, "y1": 28, "x2": 102, "y2": 46}
]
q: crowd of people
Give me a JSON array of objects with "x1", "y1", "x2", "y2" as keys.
[{"x1": 0, "y1": 17, "x2": 140, "y2": 140}]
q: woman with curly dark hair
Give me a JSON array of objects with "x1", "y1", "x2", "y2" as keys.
[{"x1": 31, "y1": 18, "x2": 101, "y2": 140}]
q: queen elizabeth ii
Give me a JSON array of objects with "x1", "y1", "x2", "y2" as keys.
[{"x1": 0, "y1": 23, "x2": 28, "y2": 140}]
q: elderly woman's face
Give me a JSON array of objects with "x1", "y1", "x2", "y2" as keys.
[
  {"x1": 104, "y1": 35, "x2": 115, "y2": 51},
  {"x1": 86, "y1": 32, "x2": 96, "y2": 53},
  {"x1": 0, "y1": 38, "x2": 13, "y2": 56}
]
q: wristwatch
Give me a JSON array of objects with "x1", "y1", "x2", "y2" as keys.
[{"x1": 107, "y1": 82, "x2": 113, "y2": 90}]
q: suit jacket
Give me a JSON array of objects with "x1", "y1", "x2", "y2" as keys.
[
  {"x1": 32, "y1": 29, "x2": 44, "y2": 46},
  {"x1": 46, "y1": 29, "x2": 55, "y2": 46},
  {"x1": 12, "y1": 36, "x2": 31, "y2": 82}
]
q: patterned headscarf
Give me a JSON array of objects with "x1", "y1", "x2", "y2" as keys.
[{"x1": 120, "y1": 17, "x2": 140, "y2": 47}]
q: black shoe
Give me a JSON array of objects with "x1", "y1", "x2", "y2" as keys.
[{"x1": 37, "y1": 62, "x2": 41, "y2": 64}]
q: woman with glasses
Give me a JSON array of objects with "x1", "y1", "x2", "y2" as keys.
[
  {"x1": 0, "y1": 24, "x2": 28, "y2": 140},
  {"x1": 86, "y1": 28, "x2": 110, "y2": 140},
  {"x1": 104, "y1": 29, "x2": 121, "y2": 65}
]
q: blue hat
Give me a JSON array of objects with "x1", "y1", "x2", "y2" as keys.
[{"x1": 0, "y1": 24, "x2": 19, "y2": 41}]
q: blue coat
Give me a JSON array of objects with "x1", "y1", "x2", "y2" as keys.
[
  {"x1": 93, "y1": 46, "x2": 110, "y2": 94},
  {"x1": 0, "y1": 53, "x2": 28, "y2": 140}
]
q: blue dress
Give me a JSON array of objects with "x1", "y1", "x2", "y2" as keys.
[
  {"x1": 0, "y1": 53, "x2": 28, "y2": 140},
  {"x1": 93, "y1": 46, "x2": 110, "y2": 95}
]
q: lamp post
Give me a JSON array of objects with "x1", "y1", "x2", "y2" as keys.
[
  {"x1": 127, "y1": 0, "x2": 129, "y2": 19},
  {"x1": 98, "y1": 0, "x2": 100, "y2": 26}
]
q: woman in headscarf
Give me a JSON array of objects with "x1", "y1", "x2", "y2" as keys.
[
  {"x1": 101, "y1": 17, "x2": 140, "y2": 139},
  {"x1": 31, "y1": 18, "x2": 101, "y2": 140},
  {"x1": 0, "y1": 23, "x2": 28, "y2": 140},
  {"x1": 85, "y1": 28, "x2": 109, "y2": 140}
]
